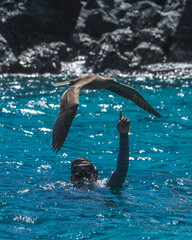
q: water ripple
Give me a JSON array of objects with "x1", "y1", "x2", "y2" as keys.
[{"x1": 0, "y1": 75, "x2": 192, "y2": 239}]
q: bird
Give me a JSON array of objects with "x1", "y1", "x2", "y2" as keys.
[{"x1": 52, "y1": 75, "x2": 163, "y2": 152}]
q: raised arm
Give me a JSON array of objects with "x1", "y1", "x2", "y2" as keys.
[{"x1": 106, "y1": 110, "x2": 130, "y2": 188}]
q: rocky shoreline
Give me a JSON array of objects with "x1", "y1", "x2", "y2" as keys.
[{"x1": 0, "y1": 0, "x2": 192, "y2": 75}]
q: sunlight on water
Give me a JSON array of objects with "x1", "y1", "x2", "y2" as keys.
[{"x1": 0, "y1": 74, "x2": 192, "y2": 239}]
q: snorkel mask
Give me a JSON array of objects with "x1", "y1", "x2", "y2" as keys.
[{"x1": 71, "y1": 159, "x2": 98, "y2": 182}]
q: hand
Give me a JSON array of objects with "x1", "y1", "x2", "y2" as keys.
[{"x1": 117, "y1": 110, "x2": 130, "y2": 134}]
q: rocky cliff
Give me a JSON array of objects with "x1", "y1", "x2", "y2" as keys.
[{"x1": 0, "y1": 0, "x2": 192, "y2": 74}]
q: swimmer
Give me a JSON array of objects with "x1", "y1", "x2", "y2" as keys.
[{"x1": 70, "y1": 110, "x2": 130, "y2": 188}]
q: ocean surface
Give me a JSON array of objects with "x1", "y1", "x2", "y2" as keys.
[{"x1": 0, "y1": 74, "x2": 192, "y2": 239}]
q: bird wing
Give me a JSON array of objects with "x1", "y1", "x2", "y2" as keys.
[
  {"x1": 106, "y1": 81, "x2": 162, "y2": 118},
  {"x1": 52, "y1": 77, "x2": 99, "y2": 152},
  {"x1": 52, "y1": 85, "x2": 80, "y2": 153},
  {"x1": 53, "y1": 75, "x2": 99, "y2": 87},
  {"x1": 53, "y1": 76, "x2": 83, "y2": 87}
]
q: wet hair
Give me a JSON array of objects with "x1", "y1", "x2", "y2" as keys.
[{"x1": 71, "y1": 158, "x2": 92, "y2": 169}]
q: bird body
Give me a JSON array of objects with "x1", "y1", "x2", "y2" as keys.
[{"x1": 52, "y1": 75, "x2": 163, "y2": 153}]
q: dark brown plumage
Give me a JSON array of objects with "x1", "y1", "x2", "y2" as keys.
[{"x1": 52, "y1": 75, "x2": 163, "y2": 152}]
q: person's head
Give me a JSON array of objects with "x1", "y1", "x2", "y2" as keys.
[{"x1": 70, "y1": 158, "x2": 98, "y2": 184}]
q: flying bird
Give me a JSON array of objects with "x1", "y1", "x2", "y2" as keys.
[{"x1": 52, "y1": 75, "x2": 163, "y2": 152}]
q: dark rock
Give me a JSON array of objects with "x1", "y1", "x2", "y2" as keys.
[
  {"x1": 112, "y1": 2, "x2": 132, "y2": 20},
  {"x1": 18, "y1": 42, "x2": 67, "y2": 74},
  {"x1": 75, "y1": 7, "x2": 90, "y2": 33},
  {"x1": 163, "y1": 0, "x2": 185, "y2": 12},
  {"x1": 137, "y1": 28, "x2": 166, "y2": 47},
  {"x1": 158, "y1": 11, "x2": 181, "y2": 37},
  {"x1": 169, "y1": 41, "x2": 192, "y2": 62},
  {"x1": 120, "y1": 1, "x2": 162, "y2": 31},
  {"x1": 173, "y1": 0, "x2": 192, "y2": 44},
  {"x1": 102, "y1": 0, "x2": 114, "y2": 8},
  {"x1": 174, "y1": 0, "x2": 192, "y2": 42},
  {"x1": 70, "y1": 33, "x2": 98, "y2": 56},
  {"x1": 151, "y1": 0, "x2": 167, "y2": 6},
  {"x1": 0, "y1": 34, "x2": 18, "y2": 73},
  {"x1": 132, "y1": 42, "x2": 164, "y2": 67},
  {"x1": 87, "y1": 28, "x2": 136, "y2": 71},
  {"x1": 85, "y1": 0, "x2": 114, "y2": 9},
  {"x1": 0, "y1": 0, "x2": 81, "y2": 54},
  {"x1": 85, "y1": 0, "x2": 101, "y2": 9},
  {"x1": 85, "y1": 9, "x2": 119, "y2": 37},
  {"x1": 90, "y1": 47, "x2": 130, "y2": 72},
  {"x1": 168, "y1": 0, "x2": 192, "y2": 61},
  {"x1": 0, "y1": 0, "x2": 192, "y2": 74},
  {"x1": 121, "y1": 0, "x2": 166, "y2": 6}
]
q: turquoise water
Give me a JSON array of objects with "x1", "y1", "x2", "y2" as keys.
[{"x1": 0, "y1": 74, "x2": 192, "y2": 239}]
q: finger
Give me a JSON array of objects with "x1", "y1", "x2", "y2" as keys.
[{"x1": 119, "y1": 110, "x2": 122, "y2": 120}]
